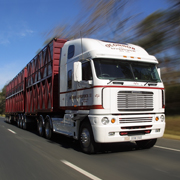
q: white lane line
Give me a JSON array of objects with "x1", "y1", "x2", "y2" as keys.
[
  {"x1": 155, "y1": 145, "x2": 180, "y2": 152},
  {"x1": 61, "y1": 160, "x2": 102, "y2": 180},
  {"x1": 7, "y1": 129, "x2": 16, "y2": 134}
]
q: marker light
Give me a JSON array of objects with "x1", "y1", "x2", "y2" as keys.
[
  {"x1": 111, "y1": 118, "x2": 116, "y2": 123},
  {"x1": 155, "y1": 116, "x2": 159, "y2": 121},
  {"x1": 123, "y1": 56, "x2": 127, "y2": 58},
  {"x1": 137, "y1": 57, "x2": 141, "y2": 59}
]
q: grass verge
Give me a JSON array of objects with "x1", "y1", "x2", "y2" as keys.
[{"x1": 163, "y1": 115, "x2": 180, "y2": 140}]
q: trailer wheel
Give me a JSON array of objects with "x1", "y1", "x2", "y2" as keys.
[
  {"x1": 17, "y1": 118, "x2": 20, "y2": 127},
  {"x1": 136, "y1": 138, "x2": 157, "y2": 149},
  {"x1": 38, "y1": 119, "x2": 44, "y2": 137},
  {"x1": 8, "y1": 116, "x2": 12, "y2": 124},
  {"x1": 17, "y1": 119, "x2": 20, "y2": 127},
  {"x1": 22, "y1": 119, "x2": 27, "y2": 130},
  {"x1": 45, "y1": 121, "x2": 52, "y2": 140},
  {"x1": 79, "y1": 121, "x2": 100, "y2": 154},
  {"x1": 19, "y1": 118, "x2": 23, "y2": 128}
]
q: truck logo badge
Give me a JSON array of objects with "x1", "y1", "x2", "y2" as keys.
[{"x1": 105, "y1": 43, "x2": 135, "y2": 53}]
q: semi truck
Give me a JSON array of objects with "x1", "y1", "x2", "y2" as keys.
[{"x1": 5, "y1": 38, "x2": 165, "y2": 153}]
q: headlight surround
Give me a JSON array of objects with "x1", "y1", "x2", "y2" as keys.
[{"x1": 101, "y1": 117, "x2": 109, "y2": 125}]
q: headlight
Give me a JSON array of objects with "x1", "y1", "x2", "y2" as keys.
[
  {"x1": 160, "y1": 115, "x2": 165, "y2": 121},
  {"x1": 101, "y1": 117, "x2": 109, "y2": 125}
]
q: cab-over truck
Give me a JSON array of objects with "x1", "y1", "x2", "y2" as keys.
[{"x1": 5, "y1": 38, "x2": 165, "y2": 153}]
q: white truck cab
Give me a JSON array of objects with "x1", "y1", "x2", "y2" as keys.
[{"x1": 57, "y1": 38, "x2": 165, "y2": 153}]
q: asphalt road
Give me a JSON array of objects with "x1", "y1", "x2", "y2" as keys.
[{"x1": 0, "y1": 117, "x2": 180, "y2": 180}]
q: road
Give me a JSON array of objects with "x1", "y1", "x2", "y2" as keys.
[{"x1": 0, "y1": 117, "x2": 180, "y2": 180}]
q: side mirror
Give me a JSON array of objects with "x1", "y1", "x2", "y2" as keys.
[
  {"x1": 157, "y1": 68, "x2": 161, "y2": 78},
  {"x1": 74, "y1": 62, "x2": 82, "y2": 82}
]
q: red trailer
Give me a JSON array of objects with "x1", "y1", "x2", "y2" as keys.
[
  {"x1": 6, "y1": 38, "x2": 67, "y2": 128},
  {"x1": 5, "y1": 67, "x2": 27, "y2": 122}
]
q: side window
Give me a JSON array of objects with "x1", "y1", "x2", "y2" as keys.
[
  {"x1": 68, "y1": 70, "x2": 72, "y2": 89},
  {"x1": 82, "y1": 62, "x2": 92, "y2": 81},
  {"x1": 68, "y1": 45, "x2": 75, "y2": 59}
]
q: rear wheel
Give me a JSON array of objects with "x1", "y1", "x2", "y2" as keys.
[
  {"x1": 45, "y1": 121, "x2": 52, "y2": 140},
  {"x1": 22, "y1": 117, "x2": 28, "y2": 130},
  {"x1": 38, "y1": 116, "x2": 45, "y2": 137},
  {"x1": 79, "y1": 121, "x2": 100, "y2": 154},
  {"x1": 19, "y1": 118, "x2": 23, "y2": 128},
  {"x1": 17, "y1": 117, "x2": 20, "y2": 127},
  {"x1": 136, "y1": 139, "x2": 157, "y2": 149},
  {"x1": 8, "y1": 116, "x2": 12, "y2": 124}
]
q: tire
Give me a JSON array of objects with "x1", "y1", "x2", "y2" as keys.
[
  {"x1": 38, "y1": 118, "x2": 44, "y2": 137},
  {"x1": 79, "y1": 121, "x2": 100, "y2": 154},
  {"x1": 136, "y1": 138, "x2": 157, "y2": 149},
  {"x1": 8, "y1": 116, "x2": 12, "y2": 124},
  {"x1": 19, "y1": 119, "x2": 23, "y2": 128},
  {"x1": 45, "y1": 121, "x2": 53, "y2": 140},
  {"x1": 17, "y1": 114, "x2": 22, "y2": 128},
  {"x1": 22, "y1": 119, "x2": 27, "y2": 130},
  {"x1": 17, "y1": 118, "x2": 20, "y2": 127}
]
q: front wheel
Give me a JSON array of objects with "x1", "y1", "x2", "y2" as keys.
[
  {"x1": 79, "y1": 121, "x2": 100, "y2": 154},
  {"x1": 136, "y1": 138, "x2": 157, "y2": 149}
]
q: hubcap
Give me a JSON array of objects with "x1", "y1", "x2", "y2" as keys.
[
  {"x1": 39, "y1": 122, "x2": 43, "y2": 134},
  {"x1": 20, "y1": 120, "x2": 22, "y2": 127},
  {"x1": 23, "y1": 120, "x2": 26, "y2": 129},
  {"x1": 81, "y1": 128, "x2": 90, "y2": 148},
  {"x1": 45, "y1": 125, "x2": 49, "y2": 137}
]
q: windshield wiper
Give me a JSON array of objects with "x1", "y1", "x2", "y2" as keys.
[
  {"x1": 144, "y1": 81, "x2": 149, "y2": 86},
  {"x1": 108, "y1": 79, "x2": 124, "y2": 85},
  {"x1": 144, "y1": 81, "x2": 158, "y2": 86}
]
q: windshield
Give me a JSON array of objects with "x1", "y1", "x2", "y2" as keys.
[{"x1": 93, "y1": 58, "x2": 161, "y2": 82}]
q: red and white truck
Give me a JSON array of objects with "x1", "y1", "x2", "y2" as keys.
[{"x1": 5, "y1": 38, "x2": 165, "y2": 153}]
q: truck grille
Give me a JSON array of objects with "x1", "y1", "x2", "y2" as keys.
[
  {"x1": 117, "y1": 91, "x2": 153, "y2": 111},
  {"x1": 119, "y1": 117, "x2": 153, "y2": 123}
]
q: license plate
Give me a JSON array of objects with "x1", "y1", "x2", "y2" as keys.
[{"x1": 130, "y1": 136, "x2": 142, "y2": 140}]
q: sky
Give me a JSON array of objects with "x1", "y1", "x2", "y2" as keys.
[{"x1": 0, "y1": 0, "x2": 171, "y2": 90}]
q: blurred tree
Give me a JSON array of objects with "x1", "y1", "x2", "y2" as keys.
[
  {"x1": 135, "y1": 11, "x2": 166, "y2": 54},
  {"x1": 44, "y1": 0, "x2": 137, "y2": 42},
  {"x1": 135, "y1": 1, "x2": 180, "y2": 86},
  {"x1": 0, "y1": 85, "x2": 6, "y2": 115}
]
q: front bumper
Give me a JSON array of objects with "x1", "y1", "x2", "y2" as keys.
[{"x1": 88, "y1": 114, "x2": 165, "y2": 143}]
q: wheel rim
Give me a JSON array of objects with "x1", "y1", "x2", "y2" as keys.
[
  {"x1": 20, "y1": 120, "x2": 22, "y2": 127},
  {"x1": 81, "y1": 128, "x2": 90, "y2": 148},
  {"x1": 39, "y1": 121, "x2": 43, "y2": 134},
  {"x1": 45, "y1": 123, "x2": 50, "y2": 137},
  {"x1": 17, "y1": 119, "x2": 19, "y2": 126},
  {"x1": 23, "y1": 120, "x2": 26, "y2": 129}
]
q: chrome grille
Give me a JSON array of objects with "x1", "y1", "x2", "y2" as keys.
[
  {"x1": 119, "y1": 117, "x2": 153, "y2": 124},
  {"x1": 117, "y1": 91, "x2": 153, "y2": 111}
]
